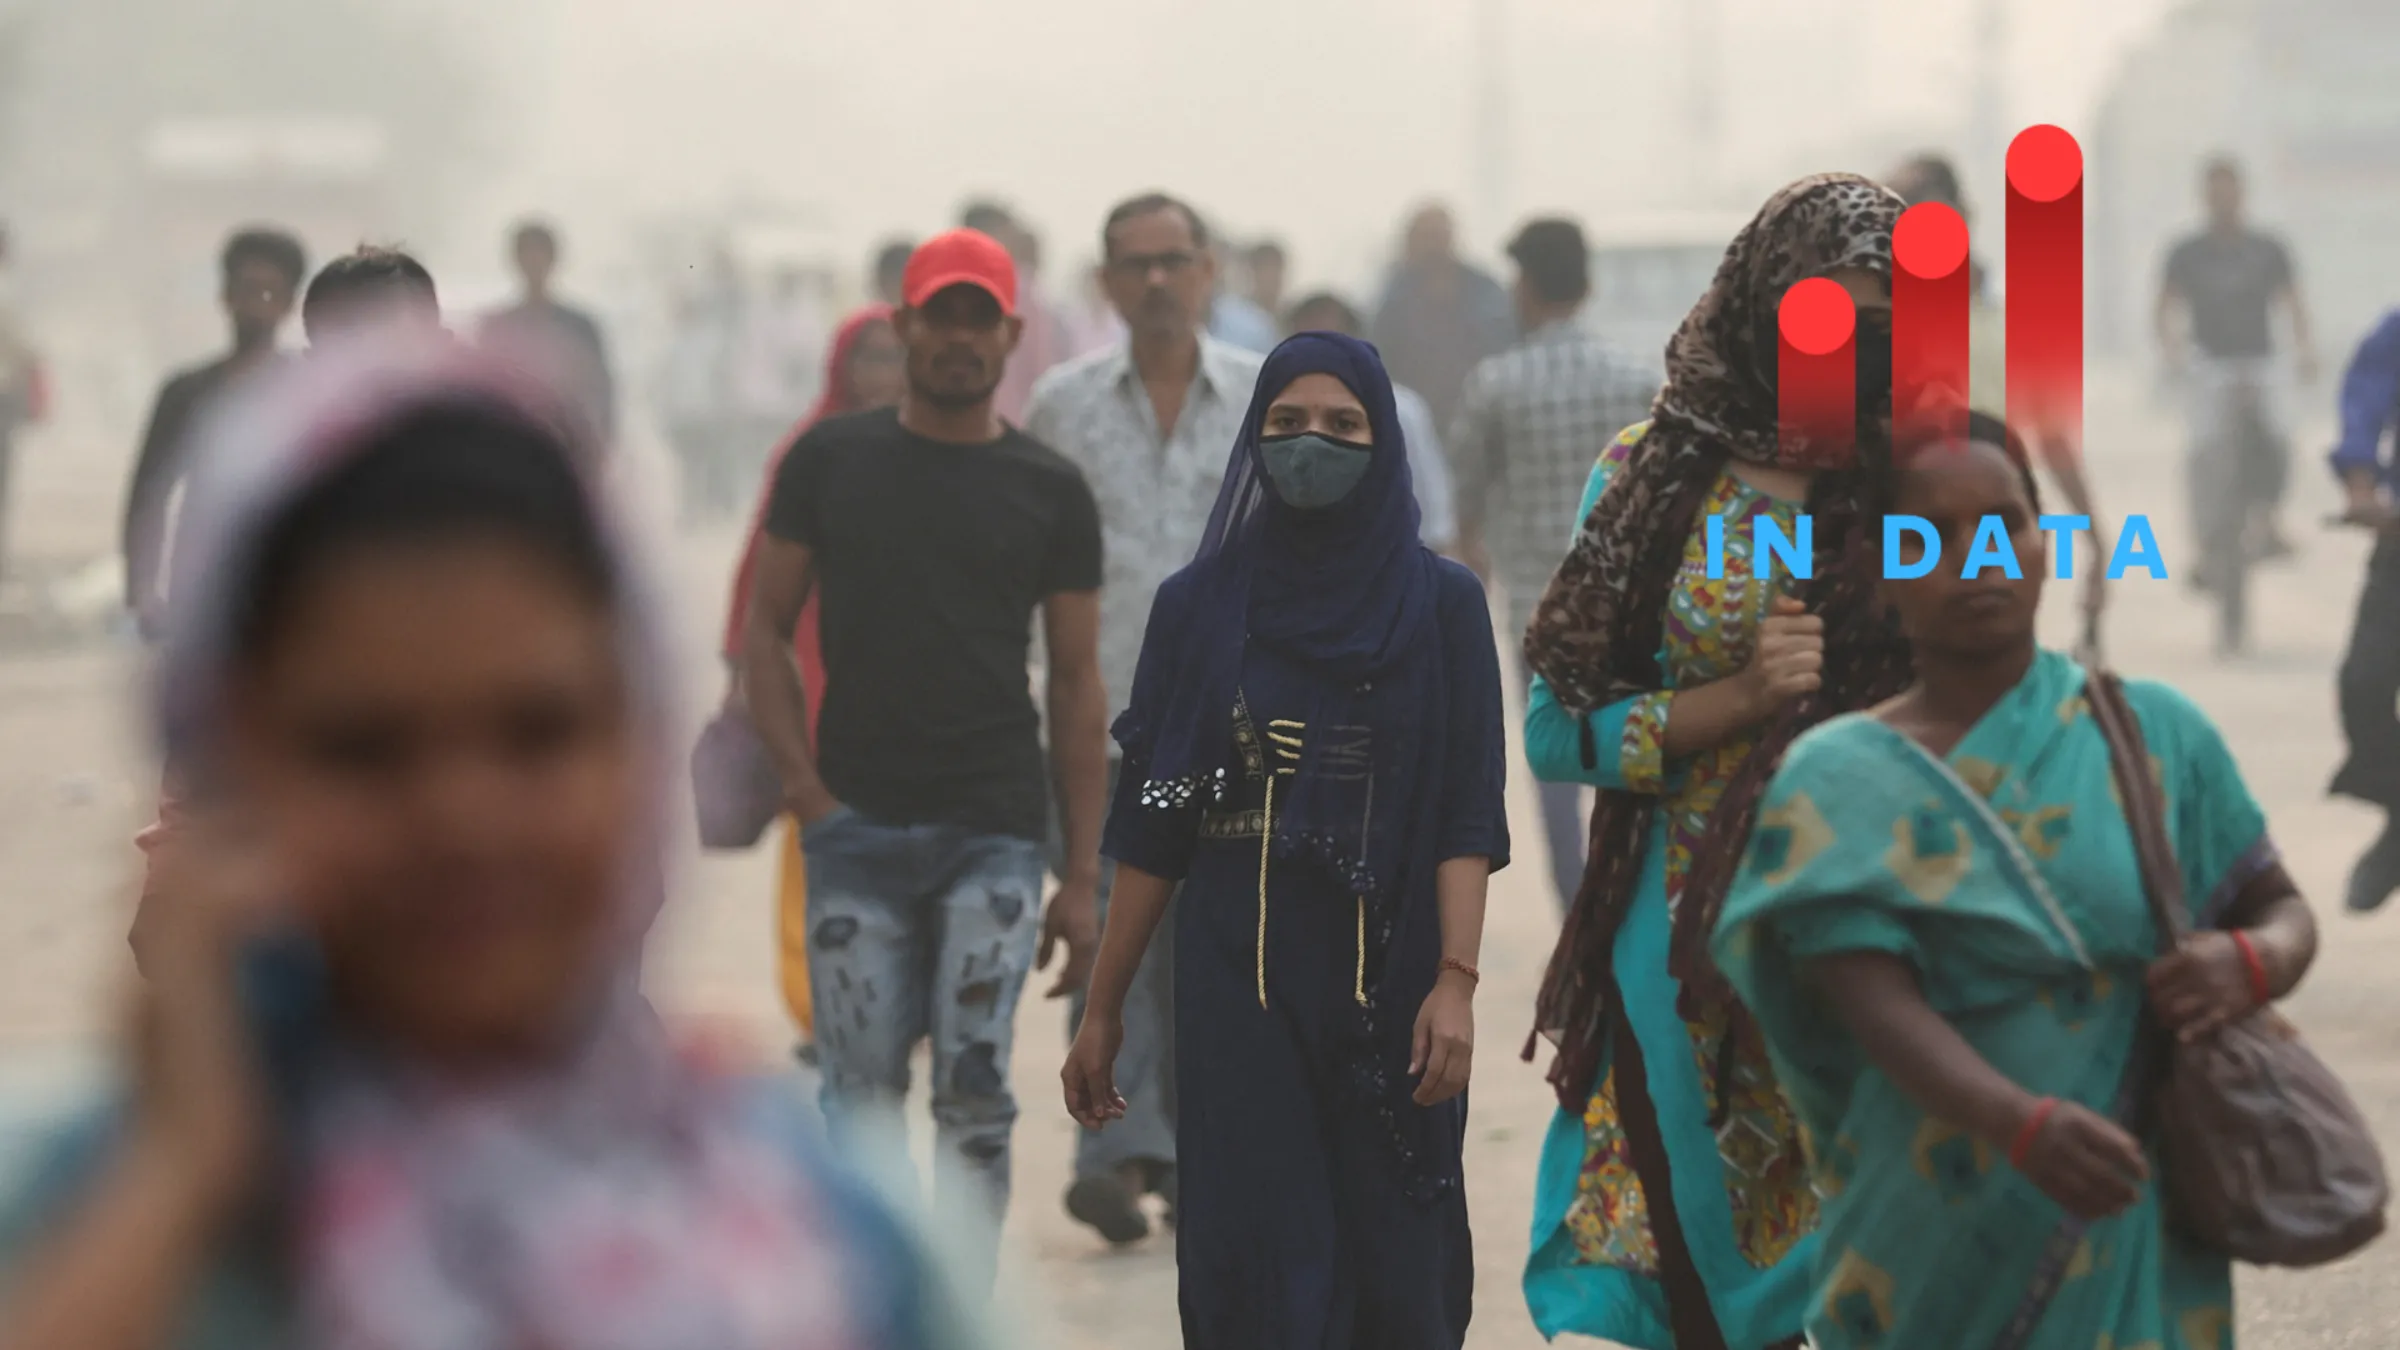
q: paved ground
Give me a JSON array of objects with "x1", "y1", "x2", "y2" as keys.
[{"x1": 0, "y1": 370, "x2": 2396, "y2": 1346}]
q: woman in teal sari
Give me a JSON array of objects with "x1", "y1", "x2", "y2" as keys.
[{"x1": 1713, "y1": 414, "x2": 2320, "y2": 1348}]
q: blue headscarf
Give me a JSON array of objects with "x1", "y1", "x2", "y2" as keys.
[{"x1": 1114, "y1": 331, "x2": 1441, "y2": 901}]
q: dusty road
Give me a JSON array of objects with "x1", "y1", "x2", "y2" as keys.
[{"x1": 0, "y1": 370, "x2": 2395, "y2": 1347}]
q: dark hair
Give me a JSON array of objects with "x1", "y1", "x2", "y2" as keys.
[
  {"x1": 1893, "y1": 409, "x2": 2043, "y2": 511},
  {"x1": 873, "y1": 238, "x2": 915, "y2": 287},
  {"x1": 2203, "y1": 154, "x2": 2243, "y2": 184},
  {"x1": 302, "y1": 246, "x2": 440, "y2": 341},
  {"x1": 1100, "y1": 192, "x2": 1210, "y2": 260},
  {"x1": 512, "y1": 220, "x2": 560, "y2": 255},
  {"x1": 1248, "y1": 239, "x2": 1286, "y2": 269},
  {"x1": 230, "y1": 401, "x2": 615, "y2": 665},
  {"x1": 1284, "y1": 290, "x2": 1362, "y2": 337},
  {"x1": 221, "y1": 228, "x2": 308, "y2": 289},
  {"x1": 1895, "y1": 153, "x2": 1966, "y2": 210},
  {"x1": 1507, "y1": 218, "x2": 1590, "y2": 305},
  {"x1": 959, "y1": 200, "x2": 1015, "y2": 235}
]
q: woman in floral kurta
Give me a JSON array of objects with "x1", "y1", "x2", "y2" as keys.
[
  {"x1": 1516, "y1": 174, "x2": 1918, "y2": 1350},
  {"x1": 1520, "y1": 426, "x2": 1822, "y2": 1345}
]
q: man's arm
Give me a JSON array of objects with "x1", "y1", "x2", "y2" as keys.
[
  {"x1": 121, "y1": 379, "x2": 190, "y2": 626},
  {"x1": 1039, "y1": 589, "x2": 1107, "y2": 996},
  {"x1": 1445, "y1": 369, "x2": 1501, "y2": 584},
  {"x1": 2331, "y1": 313, "x2": 2400, "y2": 521},
  {"x1": 740, "y1": 535, "x2": 836, "y2": 821},
  {"x1": 2273, "y1": 243, "x2": 2318, "y2": 380},
  {"x1": 583, "y1": 313, "x2": 619, "y2": 445},
  {"x1": 2155, "y1": 247, "x2": 2188, "y2": 367}
]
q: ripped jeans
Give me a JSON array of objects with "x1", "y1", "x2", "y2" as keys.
[{"x1": 800, "y1": 807, "x2": 1045, "y2": 1290}]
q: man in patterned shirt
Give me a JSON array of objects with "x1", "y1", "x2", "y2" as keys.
[
  {"x1": 1024, "y1": 191, "x2": 1264, "y2": 1247},
  {"x1": 1450, "y1": 216, "x2": 1660, "y2": 912}
]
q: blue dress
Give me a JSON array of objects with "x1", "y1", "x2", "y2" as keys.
[{"x1": 1105, "y1": 559, "x2": 1509, "y2": 1350}]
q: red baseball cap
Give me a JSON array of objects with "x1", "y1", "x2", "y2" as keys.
[{"x1": 901, "y1": 228, "x2": 1018, "y2": 316}]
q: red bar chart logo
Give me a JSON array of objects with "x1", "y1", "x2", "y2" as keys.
[{"x1": 1777, "y1": 123, "x2": 2086, "y2": 463}]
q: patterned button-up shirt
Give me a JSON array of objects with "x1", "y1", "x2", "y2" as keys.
[
  {"x1": 1025, "y1": 337, "x2": 1265, "y2": 717},
  {"x1": 1450, "y1": 318, "x2": 1661, "y2": 641}
]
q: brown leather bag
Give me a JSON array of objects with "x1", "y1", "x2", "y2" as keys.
[{"x1": 2084, "y1": 669, "x2": 2389, "y2": 1266}]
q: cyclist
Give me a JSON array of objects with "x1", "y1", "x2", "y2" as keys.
[{"x1": 2155, "y1": 156, "x2": 2317, "y2": 649}]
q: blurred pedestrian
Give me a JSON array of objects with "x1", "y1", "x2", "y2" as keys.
[
  {"x1": 300, "y1": 245, "x2": 443, "y2": 346},
  {"x1": 720, "y1": 304, "x2": 902, "y2": 1057},
  {"x1": 659, "y1": 253, "x2": 746, "y2": 522},
  {"x1": 479, "y1": 219, "x2": 618, "y2": 448},
  {"x1": 963, "y1": 202, "x2": 1075, "y2": 425},
  {"x1": 741, "y1": 229, "x2": 1105, "y2": 1293},
  {"x1": 1062, "y1": 332, "x2": 1507, "y2": 1350},
  {"x1": 1717, "y1": 412, "x2": 2317, "y2": 1348},
  {"x1": 1205, "y1": 234, "x2": 1278, "y2": 354},
  {"x1": 1448, "y1": 216, "x2": 1658, "y2": 913},
  {"x1": 1283, "y1": 291, "x2": 1457, "y2": 551},
  {"x1": 0, "y1": 334, "x2": 988, "y2": 1350},
  {"x1": 1369, "y1": 204, "x2": 1512, "y2": 443},
  {"x1": 872, "y1": 238, "x2": 917, "y2": 309},
  {"x1": 123, "y1": 227, "x2": 306, "y2": 641},
  {"x1": 2329, "y1": 307, "x2": 2400, "y2": 911},
  {"x1": 1025, "y1": 192, "x2": 1260, "y2": 1246},
  {"x1": 1245, "y1": 240, "x2": 1288, "y2": 320},
  {"x1": 1517, "y1": 175, "x2": 1916, "y2": 1350},
  {"x1": 0, "y1": 224, "x2": 45, "y2": 580}
]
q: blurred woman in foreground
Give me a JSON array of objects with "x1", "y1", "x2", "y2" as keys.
[
  {"x1": 1713, "y1": 414, "x2": 2316, "y2": 1346},
  {"x1": 0, "y1": 337, "x2": 979, "y2": 1350},
  {"x1": 720, "y1": 305, "x2": 902, "y2": 1058}
]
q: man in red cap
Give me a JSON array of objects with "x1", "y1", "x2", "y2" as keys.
[{"x1": 741, "y1": 227, "x2": 1107, "y2": 1293}]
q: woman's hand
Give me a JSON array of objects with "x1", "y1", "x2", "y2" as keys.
[
  {"x1": 1737, "y1": 596, "x2": 1824, "y2": 719},
  {"x1": 1409, "y1": 972, "x2": 1475, "y2": 1106},
  {"x1": 2007, "y1": 1099, "x2": 2150, "y2": 1221},
  {"x1": 2147, "y1": 931, "x2": 2263, "y2": 1042},
  {"x1": 128, "y1": 809, "x2": 282, "y2": 1218},
  {"x1": 1061, "y1": 1011, "x2": 1127, "y2": 1129}
]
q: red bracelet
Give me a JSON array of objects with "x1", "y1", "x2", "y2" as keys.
[
  {"x1": 2009, "y1": 1097, "x2": 2061, "y2": 1169},
  {"x1": 2231, "y1": 931, "x2": 2273, "y2": 1008},
  {"x1": 1439, "y1": 957, "x2": 1481, "y2": 985}
]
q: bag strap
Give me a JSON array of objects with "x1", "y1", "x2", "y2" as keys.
[
  {"x1": 2079, "y1": 667, "x2": 2191, "y2": 954},
  {"x1": 1990, "y1": 665, "x2": 2179, "y2": 1350}
]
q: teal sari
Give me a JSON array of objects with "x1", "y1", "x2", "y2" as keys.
[{"x1": 1712, "y1": 650, "x2": 2273, "y2": 1350}]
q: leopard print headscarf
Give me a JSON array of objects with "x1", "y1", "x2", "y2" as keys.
[{"x1": 1519, "y1": 174, "x2": 1918, "y2": 1113}]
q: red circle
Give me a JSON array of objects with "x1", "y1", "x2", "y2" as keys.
[
  {"x1": 1779, "y1": 277, "x2": 1854, "y2": 357},
  {"x1": 2008, "y1": 125, "x2": 2084, "y2": 204},
  {"x1": 1894, "y1": 203, "x2": 1970, "y2": 281}
]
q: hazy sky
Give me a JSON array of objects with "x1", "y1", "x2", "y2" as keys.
[{"x1": 490, "y1": 0, "x2": 2186, "y2": 296}]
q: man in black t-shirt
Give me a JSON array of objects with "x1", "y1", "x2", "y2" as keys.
[
  {"x1": 2157, "y1": 156, "x2": 2318, "y2": 579},
  {"x1": 122, "y1": 227, "x2": 306, "y2": 639},
  {"x1": 741, "y1": 227, "x2": 1106, "y2": 1292}
]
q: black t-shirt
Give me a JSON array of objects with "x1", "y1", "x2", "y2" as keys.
[
  {"x1": 2165, "y1": 229, "x2": 2295, "y2": 359},
  {"x1": 764, "y1": 407, "x2": 1102, "y2": 840}
]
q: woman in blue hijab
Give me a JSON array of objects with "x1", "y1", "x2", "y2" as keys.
[{"x1": 1062, "y1": 333, "x2": 1509, "y2": 1348}]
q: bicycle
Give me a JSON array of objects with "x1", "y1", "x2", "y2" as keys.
[{"x1": 2184, "y1": 361, "x2": 2286, "y2": 656}]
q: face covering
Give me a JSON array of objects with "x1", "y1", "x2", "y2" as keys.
[
  {"x1": 1259, "y1": 432, "x2": 1374, "y2": 510},
  {"x1": 1854, "y1": 312, "x2": 1894, "y2": 420}
]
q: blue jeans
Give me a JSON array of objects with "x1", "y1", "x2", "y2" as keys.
[{"x1": 800, "y1": 807, "x2": 1045, "y2": 1291}]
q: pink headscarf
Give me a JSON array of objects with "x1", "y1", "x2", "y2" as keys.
[{"x1": 160, "y1": 331, "x2": 876, "y2": 1350}]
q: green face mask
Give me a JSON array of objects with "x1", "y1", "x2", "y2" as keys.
[{"x1": 1259, "y1": 432, "x2": 1374, "y2": 510}]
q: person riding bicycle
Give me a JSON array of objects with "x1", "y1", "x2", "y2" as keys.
[
  {"x1": 2329, "y1": 308, "x2": 2400, "y2": 912},
  {"x1": 2155, "y1": 156, "x2": 2318, "y2": 616}
]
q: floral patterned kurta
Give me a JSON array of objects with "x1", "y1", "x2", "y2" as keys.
[{"x1": 1521, "y1": 424, "x2": 1819, "y2": 1350}]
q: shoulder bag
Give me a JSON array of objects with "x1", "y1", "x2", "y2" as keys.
[{"x1": 2084, "y1": 667, "x2": 2387, "y2": 1267}]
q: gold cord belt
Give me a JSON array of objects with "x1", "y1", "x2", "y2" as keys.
[{"x1": 1253, "y1": 719, "x2": 1368, "y2": 1011}]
